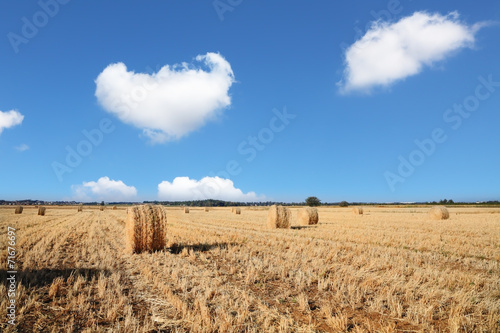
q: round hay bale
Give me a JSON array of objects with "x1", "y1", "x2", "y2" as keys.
[
  {"x1": 38, "y1": 207, "x2": 46, "y2": 216},
  {"x1": 429, "y1": 206, "x2": 449, "y2": 220},
  {"x1": 352, "y1": 207, "x2": 363, "y2": 215},
  {"x1": 184, "y1": 207, "x2": 189, "y2": 213},
  {"x1": 15, "y1": 206, "x2": 23, "y2": 214},
  {"x1": 112, "y1": 206, "x2": 117, "y2": 210},
  {"x1": 204, "y1": 207, "x2": 209, "y2": 212},
  {"x1": 100, "y1": 206, "x2": 104, "y2": 211},
  {"x1": 231, "y1": 207, "x2": 235, "y2": 213},
  {"x1": 267, "y1": 205, "x2": 290, "y2": 229},
  {"x1": 298, "y1": 207, "x2": 318, "y2": 225},
  {"x1": 234, "y1": 207, "x2": 241, "y2": 215},
  {"x1": 77, "y1": 205, "x2": 83, "y2": 212},
  {"x1": 126, "y1": 205, "x2": 167, "y2": 254}
]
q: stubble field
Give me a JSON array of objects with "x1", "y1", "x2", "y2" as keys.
[{"x1": 0, "y1": 206, "x2": 499, "y2": 332}]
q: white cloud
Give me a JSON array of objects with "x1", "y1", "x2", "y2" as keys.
[
  {"x1": 158, "y1": 176, "x2": 265, "y2": 202},
  {"x1": 72, "y1": 176, "x2": 138, "y2": 202},
  {"x1": 95, "y1": 52, "x2": 235, "y2": 143},
  {"x1": 339, "y1": 11, "x2": 486, "y2": 93},
  {"x1": 0, "y1": 110, "x2": 24, "y2": 134},
  {"x1": 15, "y1": 144, "x2": 29, "y2": 152}
]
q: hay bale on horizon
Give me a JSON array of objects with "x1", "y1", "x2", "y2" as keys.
[
  {"x1": 231, "y1": 207, "x2": 235, "y2": 213},
  {"x1": 78, "y1": 205, "x2": 83, "y2": 212},
  {"x1": 15, "y1": 206, "x2": 23, "y2": 214},
  {"x1": 298, "y1": 207, "x2": 318, "y2": 225},
  {"x1": 267, "y1": 205, "x2": 290, "y2": 229},
  {"x1": 184, "y1": 207, "x2": 189, "y2": 213},
  {"x1": 38, "y1": 207, "x2": 46, "y2": 216},
  {"x1": 429, "y1": 206, "x2": 449, "y2": 220},
  {"x1": 126, "y1": 205, "x2": 167, "y2": 254},
  {"x1": 112, "y1": 206, "x2": 117, "y2": 210},
  {"x1": 234, "y1": 207, "x2": 241, "y2": 215},
  {"x1": 352, "y1": 207, "x2": 363, "y2": 215},
  {"x1": 204, "y1": 207, "x2": 209, "y2": 212}
]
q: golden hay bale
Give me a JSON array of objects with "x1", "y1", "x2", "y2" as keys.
[
  {"x1": 126, "y1": 205, "x2": 167, "y2": 254},
  {"x1": 204, "y1": 207, "x2": 209, "y2": 212},
  {"x1": 112, "y1": 206, "x2": 117, "y2": 210},
  {"x1": 15, "y1": 206, "x2": 23, "y2": 214},
  {"x1": 429, "y1": 206, "x2": 449, "y2": 220},
  {"x1": 231, "y1": 207, "x2": 235, "y2": 213},
  {"x1": 352, "y1": 207, "x2": 363, "y2": 215},
  {"x1": 77, "y1": 206, "x2": 83, "y2": 212},
  {"x1": 234, "y1": 207, "x2": 241, "y2": 215},
  {"x1": 184, "y1": 207, "x2": 189, "y2": 213},
  {"x1": 267, "y1": 205, "x2": 290, "y2": 229},
  {"x1": 100, "y1": 206, "x2": 104, "y2": 211},
  {"x1": 298, "y1": 207, "x2": 318, "y2": 225},
  {"x1": 38, "y1": 207, "x2": 46, "y2": 216}
]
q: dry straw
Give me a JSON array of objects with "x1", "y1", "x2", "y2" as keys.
[
  {"x1": 234, "y1": 207, "x2": 241, "y2": 215},
  {"x1": 184, "y1": 207, "x2": 190, "y2": 213},
  {"x1": 100, "y1": 206, "x2": 104, "y2": 211},
  {"x1": 298, "y1": 207, "x2": 319, "y2": 225},
  {"x1": 352, "y1": 207, "x2": 363, "y2": 215},
  {"x1": 126, "y1": 205, "x2": 167, "y2": 254},
  {"x1": 15, "y1": 206, "x2": 23, "y2": 214},
  {"x1": 38, "y1": 207, "x2": 46, "y2": 216},
  {"x1": 78, "y1": 205, "x2": 83, "y2": 212},
  {"x1": 267, "y1": 205, "x2": 290, "y2": 229},
  {"x1": 429, "y1": 206, "x2": 449, "y2": 220},
  {"x1": 231, "y1": 207, "x2": 235, "y2": 213},
  {"x1": 205, "y1": 207, "x2": 209, "y2": 212}
]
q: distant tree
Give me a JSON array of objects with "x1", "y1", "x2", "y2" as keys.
[
  {"x1": 100, "y1": 201, "x2": 105, "y2": 206},
  {"x1": 339, "y1": 201, "x2": 349, "y2": 207},
  {"x1": 305, "y1": 196, "x2": 321, "y2": 207},
  {"x1": 448, "y1": 199, "x2": 454, "y2": 204}
]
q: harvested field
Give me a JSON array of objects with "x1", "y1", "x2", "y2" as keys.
[{"x1": 0, "y1": 206, "x2": 499, "y2": 332}]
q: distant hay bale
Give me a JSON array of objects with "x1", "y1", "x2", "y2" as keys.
[
  {"x1": 38, "y1": 207, "x2": 46, "y2": 216},
  {"x1": 15, "y1": 206, "x2": 23, "y2": 214},
  {"x1": 100, "y1": 206, "x2": 104, "y2": 211},
  {"x1": 205, "y1": 207, "x2": 209, "y2": 212},
  {"x1": 267, "y1": 205, "x2": 290, "y2": 229},
  {"x1": 126, "y1": 205, "x2": 167, "y2": 254},
  {"x1": 352, "y1": 207, "x2": 363, "y2": 215},
  {"x1": 231, "y1": 207, "x2": 235, "y2": 213},
  {"x1": 234, "y1": 207, "x2": 241, "y2": 215},
  {"x1": 298, "y1": 207, "x2": 318, "y2": 225},
  {"x1": 77, "y1": 205, "x2": 83, "y2": 212},
  {"x1": 112, "y1": 206, "x2": 117, "y2": 210},
  {"x1": 429, "y1": 206, "x2": 449, "y2": 220},
  {"x1": 184, "y1": 207, "x2": 189, "y2": 213}
]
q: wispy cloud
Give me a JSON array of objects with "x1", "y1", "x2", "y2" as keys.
[
  {"x1": 95, "y1": 52, "x2": 235, "y2": 143},
  {"x1": 339, "y1": 11, "x2": 488, "y2": 93},
  {"x1": 15, "y1": 144, "x2": 29, "y2": 152}
]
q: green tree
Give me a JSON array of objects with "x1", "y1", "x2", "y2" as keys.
[
  {"x1": 305, "y1": 196, "x2": 321, "y2": 207},
  {"x1": 339, "y1": 201, "x2": 349, "y2": 207}
]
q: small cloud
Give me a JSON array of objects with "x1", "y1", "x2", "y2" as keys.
[
  {"x1": 95, "y1": 52, "x2": 235, "y2": 143},
  {"x1": 339, "y1": 11, "x2": 487, "y2": 93},
  {"x1": 72, "y1": 176, "x2": 138, "y2": 202},
  {"x1": 158, "y1": 176, "x2": 265, "y2": 202},
  {"x1": 15, "y1": 144, "x2": 29, "y2": 152},
  {"x1": 0, "y1": 110, "x2": 24, "y2": 135}
]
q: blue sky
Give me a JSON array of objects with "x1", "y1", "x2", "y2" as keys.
[{"x1": 0, "y1": 0, "x2": 499, "y2": 203}]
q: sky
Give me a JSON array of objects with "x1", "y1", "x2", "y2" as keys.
[{"x1": 0, "y1": 0, "x2": 499, "y2": 203}]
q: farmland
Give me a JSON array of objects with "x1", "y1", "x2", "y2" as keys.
[{"x1": 1, "y1": 206, "x2": 499, "y2": 332}]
